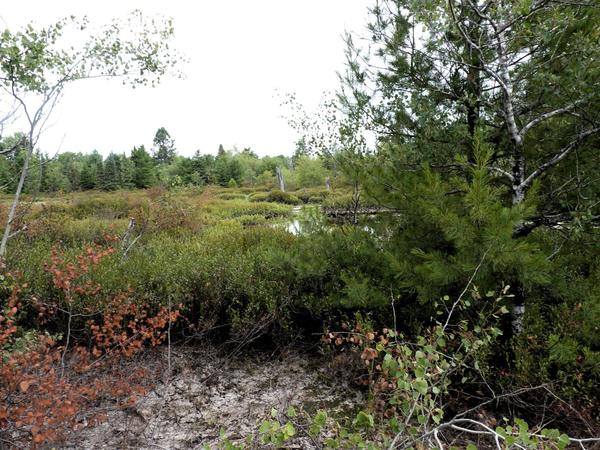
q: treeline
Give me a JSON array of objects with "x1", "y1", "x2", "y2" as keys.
[{"x1": 0, "y1": 129, "x2": 333, "y2": 193}]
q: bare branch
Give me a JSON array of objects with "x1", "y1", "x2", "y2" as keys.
[
  {"x1": 520, "y1": 101, "x2": 584, "y2": 139},
  {"x1": 521, "y1": 126, "x2": 600, "y2": 190},
  {"x1": 489, "y1": 166, "x2": 515, "y2": 182}
]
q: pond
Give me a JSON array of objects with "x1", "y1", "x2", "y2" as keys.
[{"x1": 278, "y1": 205, "x2": 390, "y2": 236}]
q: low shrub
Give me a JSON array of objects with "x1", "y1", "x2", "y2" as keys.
[
  {"x1": 249, "y1": 192, "x2": 269, "y2": 202},
  {"x1": 0, "y1": 244, "x2": 180, "y2": 447},
  {"x1": 69, "y1": 193, "x2": 132, "y2": 220},
  {"x1": 250, "y1": 190, "x2": 301, "y2": 205},
  {"x1": 266, "y1": 190, "x2": 301, "y2": 205},
  {"x1": 235, "y1": 214, "x2": 268, "y2": 226},
  {"x1": 204, "y1": 199, "x2": 291, "y2": 219},
  {"x1": 216, "y1": 192, "x2": 247, "y2": 201},
  {"x1": 293, "y1": 188, "x2": 331, "y2": 204},
  {"x1": 25, "y1": 216, "x2": 128, "y2": 244}
]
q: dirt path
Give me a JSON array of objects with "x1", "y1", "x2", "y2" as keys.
[{"x1": 64, "y1": 346, "x2": 362, "y2": 449}]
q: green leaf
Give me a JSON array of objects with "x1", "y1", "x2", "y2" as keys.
[
  {"x1": 287, "y1": 406, "x2": 297, "y2": 418},
  {"x1": 283, "y1": 421, "x2": 296, "y2": 438},
  {"x1": 353, "y1": 411, "x2": 375, "y2": 429},
  {"x1": 557, "y1": 434, "x2": 570, "y2": 450},
  {"x1": 258, "y1": 421, "x2": 271, "y2": 433},
  {"x1": 414, "y1": 378, "x2": 428, "y2": 395}
]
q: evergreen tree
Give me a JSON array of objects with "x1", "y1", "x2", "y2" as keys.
[
  {"x1": 152, "y1": 127, "x2": 176, "y2": 164},
  {"x1": 131, "y1": 145, "x2": 157, "y2": 188},
  {"x1": 191, "y1": 151, "x2": 217, "y2": 185},
  {"x1": 79, "y1": 164, "x2": 96, "y2": 190},
  {"x1": 338, "y1": 0, "x2": 600, "y2": 332}
]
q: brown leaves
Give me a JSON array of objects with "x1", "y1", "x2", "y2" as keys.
[
  {"x1": 360, "y1": 347, "x2": 378, "y2": 364},
  {"x1": 0, "y1": 240, "x2": 179, "y2": 448}
]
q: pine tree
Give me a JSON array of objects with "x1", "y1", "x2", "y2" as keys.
[
  {"x1": 131, "y1": 145, "x2": 157, "y2": 188},
  {"x1": 152, "y1": 127, "x2": 176, "y2": 164}
]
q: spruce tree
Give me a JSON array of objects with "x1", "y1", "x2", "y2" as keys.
[
  {"x1": 131, "y1": 145, "x2": 157, "y2": 188},
  {"x1": 152, "y1": 127, "x2": 176, "y2": 164}
]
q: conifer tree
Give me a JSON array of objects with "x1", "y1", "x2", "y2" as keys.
[
  {"x1": 152, "y1": 127, "x2": 176, "y2": 164},
  {"x1": 131, "y1": 145, "x2": 156, "y2": 188}
]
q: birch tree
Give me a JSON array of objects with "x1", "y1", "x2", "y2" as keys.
[{"x1": 0, "y1": 11, "x2": 182, "y2": 258}]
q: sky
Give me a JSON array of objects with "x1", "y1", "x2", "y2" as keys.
[{"x1": 0, "y1": 1, "x2": 372, "y2": 157}]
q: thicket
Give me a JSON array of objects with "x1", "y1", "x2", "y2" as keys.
[
  {"x1": 2, "y1": 0, "x2": 600, "y2": 444},
  {"x1": 1, "y1": 177, "x2": 598, "y2": 447}
]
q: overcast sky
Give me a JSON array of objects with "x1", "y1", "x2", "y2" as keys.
[{"x1": 0, "y1": 1, "x2": 372, "y2": 157}]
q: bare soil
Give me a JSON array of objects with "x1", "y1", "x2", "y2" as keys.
[{"x1": 62, "y1": 346, "x2": 362, "y2": 449}]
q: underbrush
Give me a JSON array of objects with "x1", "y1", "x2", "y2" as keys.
[
  {"x1": 1, "y1": 242, "x2": 179, "y2": 447},
  {"x1": 1, "y1": 188, "x2": 599, "y2": 448}
]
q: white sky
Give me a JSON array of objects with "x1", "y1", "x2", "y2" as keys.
[{"x1": 0, "y1": 1, "x2": 371, "y2": 157}]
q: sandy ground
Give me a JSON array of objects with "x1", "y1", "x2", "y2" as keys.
[{"x1": 62, "y1": 346, "x2": 362, "y2": 449}]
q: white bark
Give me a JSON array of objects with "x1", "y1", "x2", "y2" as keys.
[
  {"x1": 276, "y1": 166, "x2": 285, "y2": 192},
  {"x1": 520, "y1": 126, "x2": 600, "y2": 192},
  {"x1": 511, "y1": 304, "x2": 526, "y2": 335},
  {"x1": 0, "y1": 140, "x2": 32, "y2": 258}
]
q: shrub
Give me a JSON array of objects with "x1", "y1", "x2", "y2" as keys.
[
  {"x1": 250, "y1": 190, "x2": 301, "y2": 205},
  {"x1": 249, "y1": 192, "x2": 269, "y2": 202},
  {"x1": 235, "y1": 214, "x2": 268, "y2": 226},
  {"x1": 293, "y1": 188, "x2": 331, "y2": 204},
  {"x1": 204, "y1": 199, "x2": 291, "y2": 219},
  {"x1": 216, "y1": 192, "x2": 247, "y2": 201},
  {"x1": 0, "y1": 243, "x2": 180, "y2": 447},
  {"x1": 69, "y1": 193, "x2": 131, "y2": 220},
  {"x1": 267, "y1": 189, "x2": 301, "y2": 205}
]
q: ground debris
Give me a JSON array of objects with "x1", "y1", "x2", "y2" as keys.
[{"x1": 63, "y1": 346, "x2": 361, "y2": 449}]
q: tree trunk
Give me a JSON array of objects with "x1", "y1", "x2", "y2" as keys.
[
  {"x1": 494, "y1": 28, "x2": 528, "y2": 336},
  {"x1": 0, "y1": 142, "x2": 32, "y2": 259},
  {"x1": 276, "y1": 166, "x2": 285, "y2": 192},
  {"x1": 465, "y1": 12, "x2": 482, "y2": 164}
]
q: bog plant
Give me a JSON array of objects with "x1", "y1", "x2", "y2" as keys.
[
  {"x1": 213, "y1": 286, "x2": 590, "y2": 449},
  {"x1": 0, "y1": 238, "x2": 180, "y2": 447}
]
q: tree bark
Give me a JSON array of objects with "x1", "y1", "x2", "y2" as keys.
[
  {"x1": 0, "y1": 140, "x2": 32, "y2": 259},
  {"x1": 276, "y1": 166, "x2": 285, "y2": 192}
]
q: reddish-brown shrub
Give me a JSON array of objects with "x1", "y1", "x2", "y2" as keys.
[{"x1": 0, "y1": 239, "x2": 180, "y2": 447}]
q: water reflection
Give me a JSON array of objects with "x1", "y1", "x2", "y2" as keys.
[{"x1": 273, "y1": 205, "x2": 394, "y2": 236}]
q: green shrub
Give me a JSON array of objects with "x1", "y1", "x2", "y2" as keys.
[
  {"x1": 251, "y1": 190, "x2": 301, "y2": 205},
  {"x1": 267, "y1": 190, "x2": 301, "y2": 205},
  {"x1": 293, "y1": 188, "x2": 331, "y2": 204},
  {"x1": 205, "y1": 199, "x2": 291, "y2": 219},
  {"x1": 9, "y1": 224, "x2": 298, "y2": 339},
  {"x1": 235, "y1": 214, "x2": 268, "y2": 226},
  {"x1": 216, "y1": 192, "x2": 247, "y2": 201},
  {"x1": 249, "y1": 192, "x2": 269, "y2": 202},
  {"x1": 69, "y1": 192, "x2": 132, "y2": 219}
]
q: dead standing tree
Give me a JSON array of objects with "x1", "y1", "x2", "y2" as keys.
[
  {"x1": 275, "y1": 165, "x2": 285, "y2": 192},
  {"x1": 0, "y1": 11, "x2": 182, "y2": 259}
]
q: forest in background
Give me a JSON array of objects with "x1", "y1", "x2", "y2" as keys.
[
  {"x1": 1, "y1": 0, "x2": 600, "y2": 448},
  {"x1": 0, "y1": 128, "x2": 335, "y2": 193}
]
